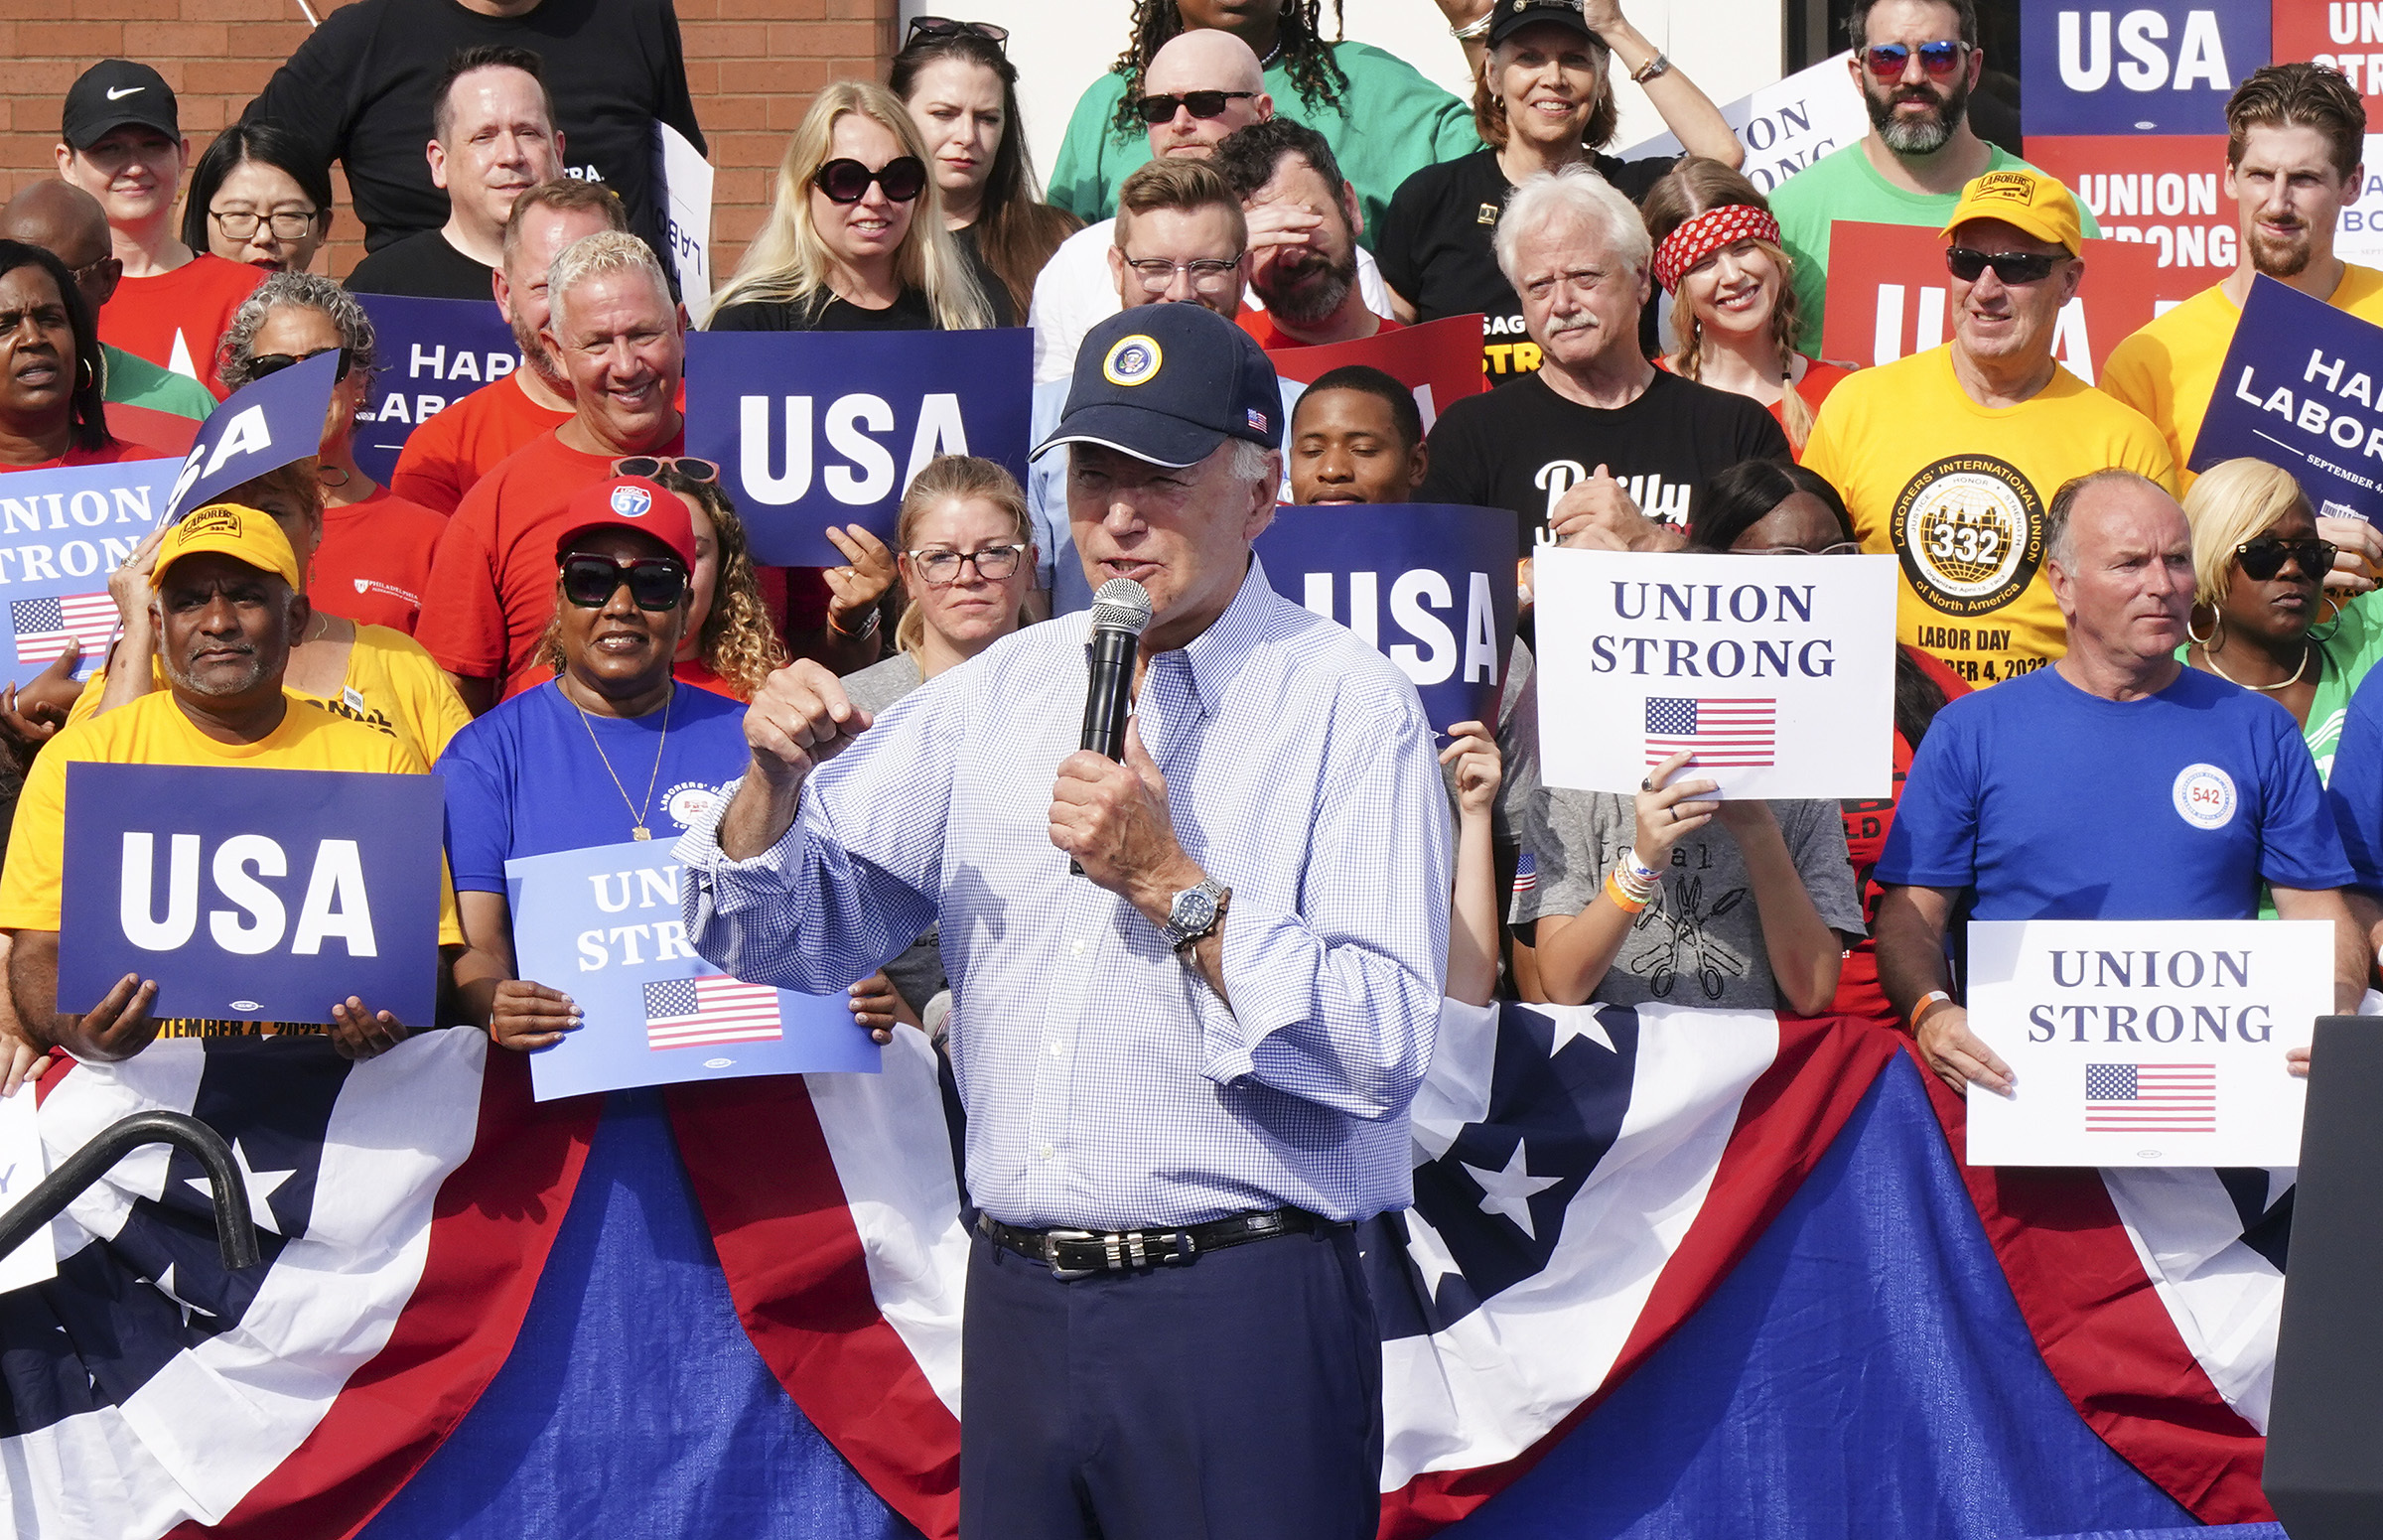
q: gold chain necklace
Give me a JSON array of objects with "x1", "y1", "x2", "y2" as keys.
[
  {"x1": 2200, "y1": 640, "x2": 2313, "y2": 694},
  {"x1": 573, "y1": 683, "x2": 674, "y2": 839}
]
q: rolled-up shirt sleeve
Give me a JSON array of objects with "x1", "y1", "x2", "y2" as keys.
[
  {"x1": 1199, "y1": 692, "x2": 1453, "y2": 1121},
  {"x1": 675, "y1": 687, "x2": 954, "y2": 992}
]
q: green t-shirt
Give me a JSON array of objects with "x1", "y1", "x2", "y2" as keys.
[
  {"x1": 1770, "y1": 140, "x2": 2100, "y2": 350},
  {"x1": 101, "y1": 342, "x2": 214, "y2": 421},
  {"x1": 1048, "y1": 39, "x2": 1478, "y2": 251}
]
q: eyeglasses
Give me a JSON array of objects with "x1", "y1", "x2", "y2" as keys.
[
  {"x1": 1743, "y1": 541, "x2": 1863, "y2": 556},
  {"x1": 247, "y1": 345, "x2": 356, "y2": 380},
  {"x1": 1944, "y1": 246, "x2": 2063, "y2": 285},
  {"x1": 905, "y1": 15, "x2": 1008, "y2": 47},
  {"x1": 2234, "y1": 534, "x2": 2336, "y2": 582},
  {"x1": 908, "y1": 543, "x2": 1026, "y2": 585},
  {"x1": 561, "y1": 553, "x2": 690, "y2": 611},
  {"x1": 1123, "y1": 253, "x2": 1243, "y2": 295},
  {"x1": 612, "y1": 455, "x2": 719, "y2": 484},
  {"x1": 210, "y1": 208, "x2": 321, "y2": 241},
  {"x1": 1134, "y1": 90, "x2": 1259, "y2": 126},
  {"x1": 813, "y1": 156, "x2": 927, "y2": 205},
  {"x1": 66, "y1": 255, "x2": 115, "y2": 290},
  {"x1": 1863, "y1": 41, "x2": 1968, "y2": 78}
]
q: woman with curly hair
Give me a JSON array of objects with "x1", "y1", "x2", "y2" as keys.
[
  {"x1": 1047, "y1": 0, "x2": 1480, "y2": 244},
  {"x1": 1642, "y1": 157, "x2": 1848, "y2": 457}
]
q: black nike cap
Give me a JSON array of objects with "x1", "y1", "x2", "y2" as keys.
[{"x1": 63, "y1": 61, "x2": 180, "y2": 151}]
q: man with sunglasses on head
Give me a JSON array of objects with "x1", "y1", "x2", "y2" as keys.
[
  {"x1": 417, "y1": 230, "x2": 688, "y2": 717},
  {"x1": 1802, "y1": 169, "x2": 2173, "y2": 687},
  {"x1": 1029, "y1": 29, "x2": 1394, "y2": 386},
  {"x1": 1771, "y1": 0, "x2": 2093, "y2": 343}
]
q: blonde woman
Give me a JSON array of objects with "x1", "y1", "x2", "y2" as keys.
[
  {"x1": 2181, "y1": 457, "x2": 2383, "y2": 780},
  {"x1": 708, "y1": 80, "x2": 994, "y2": 333},
  {"x1": 1641, "y1": 156, "x2": 1845, "y2": 458},
  {"x1": 841, "y1": 456, "x2": 1038, "y2": 1045}
]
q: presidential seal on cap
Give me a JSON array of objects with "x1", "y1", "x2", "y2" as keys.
[
  {"x1": 1033, "y1": 305, "x2": 1282, "y2": 471},
  {"x1": 155, "y1": 503, "x2": 302, "y2": 590},
  {"x1": 1940, "y1": 168, "x2": 2084, "y2": 256},
  {"x1": 62, "y1": 60, "x2": 180, "y2": 151}
]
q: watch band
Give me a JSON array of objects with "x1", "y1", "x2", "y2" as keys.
[
  {"x1": 1631, "y1": 51, "x2": 1673, "y2": 83},
  {"x1": 1171, "y1": 884, "x2": 1231, "y2": 954}
]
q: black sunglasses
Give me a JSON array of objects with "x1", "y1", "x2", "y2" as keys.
[
  {"x1": 905, "y1": 15, "x2": 1008, "y2": 47},
  {"x1": 2234, "y1": 534, "x2": 2336, "y2": 582},
  {"x1": 1134, "y1": 89, "x2": 1259, "y2": 126},
  {"x1": 561, "y1": 553, "x2": 690, "y2": 612},
  {"x1": 612, "y1": 455, "x2": 720, "y2": 484},
  {"x1": 247, "y1": 345, "x2": 356, "y2": 380},
  {"x1": 1944, "y1": 246, "x2": 2063, "y2": 285},
  {"x1": 1864, "y1": 40, "x2": 1967, "y2": 78},
  {"x1": 814, "y1": 156, "x2": 927, "y2": 205}
]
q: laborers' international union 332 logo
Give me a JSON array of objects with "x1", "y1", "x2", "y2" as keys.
[{"x1": 1890, "y1": 454, "x2": 2042, "y2": 618}]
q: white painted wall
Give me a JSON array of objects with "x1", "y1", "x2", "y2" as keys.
[{"x1": 897, "y1": 1, "x2": 1786, "y2": 193}]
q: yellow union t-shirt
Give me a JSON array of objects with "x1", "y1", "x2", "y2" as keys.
[
  {"x1": 2101, "y1": 264, "x2": 2383, "y2": 490},
  {"x1": 1802, "y1": 345, "x2": 2178, "y2": 686},
  {"x1": 0, "y1": 690, "x2": 465, "y2": 1038}
]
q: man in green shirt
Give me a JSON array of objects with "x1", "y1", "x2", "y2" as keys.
[
  {"x1": 1771, "y1": 0, "x2": 2093, "y2": 345},
  {"x1": 0, "y1": 181, "x2": 214, "y2": 423},
  {"x1": 1049, "y1": 0, "x2": 1479, "y2": 249}
]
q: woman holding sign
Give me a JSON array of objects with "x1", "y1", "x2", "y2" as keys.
[
  {"x1": 442, "y1": 475, "x2": 754, "y2": 1050},
  {"x1": 0, "y1": 242, "x2": 173, "y2": 473}
]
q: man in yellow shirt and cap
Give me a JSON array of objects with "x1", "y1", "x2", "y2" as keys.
[
  {"x1": 0, "y1": 504, "x2": 463, "y2": 1061},
  {"x1": 1802, "y1": 167, "x2": 2176, "y2": 685}
]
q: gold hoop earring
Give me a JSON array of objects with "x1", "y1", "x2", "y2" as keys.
[
  {"x1": 2186, "y1": 606, "x2": 2222, "y2": 649},
  {"x1": 2310, "y1": 592, "x2": 2344, "y2": 644},
  {"x1": 75, "y1": 355, "x2": 94, "y2": 392}
]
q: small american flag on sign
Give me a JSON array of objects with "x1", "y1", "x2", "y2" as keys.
[
  {"x1": 2085, "y1": 1062, "x2": 2217, "y2": 1134},
  {"x1": 10, "y1": 594, "x2": 118, "y2": 666},
  {"x1": 642, "y1": 974, "x2": 783, "y2": 1051},
  {"x1": 1644, "y1": 697, "x2": 1775, "y2": 768}
]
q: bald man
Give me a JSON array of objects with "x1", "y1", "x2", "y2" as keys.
[
  {"x1": 0, "y1": 182, "x2": 213, "y2": 431},
  {"x1": 1027, "y1": 29, "x2": 1394, "y2": 383}
]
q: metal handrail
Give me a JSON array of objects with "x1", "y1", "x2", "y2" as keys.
[{"x1": 0, "y1": 1109, "x2": 261, "y2": 1272}]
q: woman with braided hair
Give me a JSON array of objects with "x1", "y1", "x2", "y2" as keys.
[
  {"x1": 1641, "y1": 157, "x2": 1849, "y2": 458},
  {"x1": 1047, "y1": 0, "x2": 1479, "y2": 245}
]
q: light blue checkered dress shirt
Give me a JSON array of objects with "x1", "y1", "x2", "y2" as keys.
[{"x1": 674, "y1": 560, "x2": 1453, "y2": 1230}]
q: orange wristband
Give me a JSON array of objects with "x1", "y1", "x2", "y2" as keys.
[{"x1": 1908, "y1": 990, "x2": 1953, "y2": 1032}]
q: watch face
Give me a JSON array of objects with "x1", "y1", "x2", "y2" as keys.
[{"x1": 1171, "y1": 886, "x2": 1218, "y2": 934}]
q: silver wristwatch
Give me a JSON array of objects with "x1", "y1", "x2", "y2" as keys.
[{"x1": 1162, "y1": 879, "x2": 1231, "y2": 954}]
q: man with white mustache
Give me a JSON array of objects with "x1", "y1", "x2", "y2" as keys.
[
  {"x1": 1417, "y1": 163, "x2": 1786, "y2": 553},
  {"x1": 2105, "y1": 64, "x2": 2383, "y2": 528}
]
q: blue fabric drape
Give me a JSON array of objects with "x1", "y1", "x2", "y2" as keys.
[{"x1": 363, "y1": 1062, "x2": 2215, "y2": 1540}]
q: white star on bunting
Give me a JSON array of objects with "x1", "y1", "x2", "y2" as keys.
[
  {"x1": 185, "y1": 1137, "x2": 296, "y2": 1236},
  {"x1": 1461, "y1": 1140, "x2": 1566, "y2": 1241}
]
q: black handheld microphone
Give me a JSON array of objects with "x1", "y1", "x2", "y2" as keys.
[{"x1": 1072, "y1": 578, "x2": 1152, "y2": 873}]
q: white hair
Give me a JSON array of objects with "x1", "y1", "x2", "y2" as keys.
[
  {"x1": 1225, "y1": 437, "x2": 1276, "y2": 489},
  {"x1": 547, "y1": 230, "x2": 672, "y2": 331},
  {"x1": 1492, "y1": 163, "x2": 1652, "y2": 286}
]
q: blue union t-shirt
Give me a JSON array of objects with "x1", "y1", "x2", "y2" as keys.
[
  {"x1": 1879, "y1": 664, "x2": 2352, "y2": 918},
  {"x1": 439, "y1": 680, "x2": 753, "y2": 891}
]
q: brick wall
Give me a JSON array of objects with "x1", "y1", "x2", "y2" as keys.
[{"x1": 0, "y1": 0, "x2": 898, "y2": 283}]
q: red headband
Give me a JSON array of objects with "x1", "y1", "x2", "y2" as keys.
[{"x1": 1652, "y1": 203, "x2": 1782, "y2": 295}]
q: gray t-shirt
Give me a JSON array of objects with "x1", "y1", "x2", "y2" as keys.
[
  {"x1": 1510, "y1": 788, "x2": 1864, "y2": 1010},
  {"x1": 838, "y1": 650, "x2": 939, "y2": 1013}
]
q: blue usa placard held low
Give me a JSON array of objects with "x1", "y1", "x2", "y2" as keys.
[
  {"x1": 504, "y1": 839, "x2": 879, "y2": 1101},
  {"x1": 58, "y1": 763, "x2": 446, "y2": 1025}
]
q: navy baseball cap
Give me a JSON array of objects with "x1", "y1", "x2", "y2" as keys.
[
  {"x1": 1487, "y1": 0, "x2": 1596, "y2": 47},
  {"x1": 63, "y1": 61, "x2": 180, "y2": 150},
  {"x1": 1032, "y1": 304, "x2": 1282, "y2": 470}
]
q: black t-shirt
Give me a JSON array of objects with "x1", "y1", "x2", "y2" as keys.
[
  {"x1": 242, "y1": 0, "x2": 704, "y2": 258},
  {"x1": 950, "y1": 223, "x2": 1021, "y2": 329},
  {"x1": 1376, "y1": 147, "x2": 1675, "y2": 382},
  {"x1": 1417, "y1": 368, "x2": 1789, "y2": 550},
  {"x1": 708, "y1": 286, "x2": 940, "y2": 332},
  {"x1": 343, "y1": 229, "x2": 494, "y2": 301}
]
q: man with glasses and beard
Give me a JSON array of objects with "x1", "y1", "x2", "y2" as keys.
[
  {"x1": 1212, "y1": 119, "x2": 1394, "y2": 349},
  {"x1": 1802, "y1": 170, "x2": 2173, "y2": 687},
  {"x1": 2105, "y1": 65, "x2": 2383, "y2": 512},
  {"x1": 1770, "y1": 0, "x2": 2093, "y2": 342}
]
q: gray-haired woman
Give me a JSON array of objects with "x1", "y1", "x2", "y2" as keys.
[{"x1": 217, "y1": 271, "x2": 448, "y2": 634}]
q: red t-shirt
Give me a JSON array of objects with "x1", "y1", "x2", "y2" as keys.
[
  {"x1": 0, "y1": 436, "x2": 173, "y2": 473},
  {"x1": 389, "y1": 372, "x2": 575, "y2": 515},
  {"x1": 310, "y1": 486, "x2": 450, "y2": 635},
  {"x1": 97, "y1": 254, "x2": 264, "y2": 398},
  {"x1": 417, "y1": 426, "x2": 683, "y2": 694},
  {"x1": 1237, "y1": 310, "x2": 1404, "y2": 350},
  {"x1": 1830, "y1": 645, "x2": 1971, "y2": 1027},
  {"x1": 105, "y1": 403, "x2": 201, "y2": 458},
  {"x1": 1653, "y1": 354, "x2": 1850, "y2": 461}
]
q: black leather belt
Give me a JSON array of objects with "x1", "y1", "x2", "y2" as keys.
[{"x1": 976, "y1": 1206, "x2": 1332, "y2": 1280}]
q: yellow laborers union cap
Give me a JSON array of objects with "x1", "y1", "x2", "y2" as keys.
[
  {"x1": 155, "y1": 502, "x2": 303, "y2": 590},
  {"x1": 1940, "y1": 168, "x2": 2084, "y2": 255}
]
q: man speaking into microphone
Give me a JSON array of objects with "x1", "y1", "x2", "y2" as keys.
[{"x1": 675, "y1": 302, "x2": 1450, "y2": 1538}]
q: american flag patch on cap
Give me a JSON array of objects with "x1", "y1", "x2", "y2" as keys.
[{"x1": 1247, "y1": 407, "x2": 1268, "y2": 432}]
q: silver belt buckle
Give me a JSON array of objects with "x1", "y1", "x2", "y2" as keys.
[{"x1": 1039, "y1": 1227, "x2": 1100, "y2": 1280}]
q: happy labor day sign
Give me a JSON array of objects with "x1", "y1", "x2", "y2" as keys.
[
  {"x1": 1533, "y1": 548, "x2": 1899, "y2": 799},
  {"x1": 2190, "y1": 275, "x2": 2383, "y2": 523}
]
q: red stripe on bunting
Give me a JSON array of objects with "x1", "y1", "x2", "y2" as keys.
[
  {"x1": 666, "y1": 1075, "x2": 964, "y2": 1540},
  {"x1": 173, "y1": 1050, "x2": 602, "y2": 1540},
  {"x1": 1911, "y1": 1044, "x2": 2272, "y2": 1524},
  {"x1": 1376, "y1": 1013, "x2": 1904, "y2": 1537}
]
